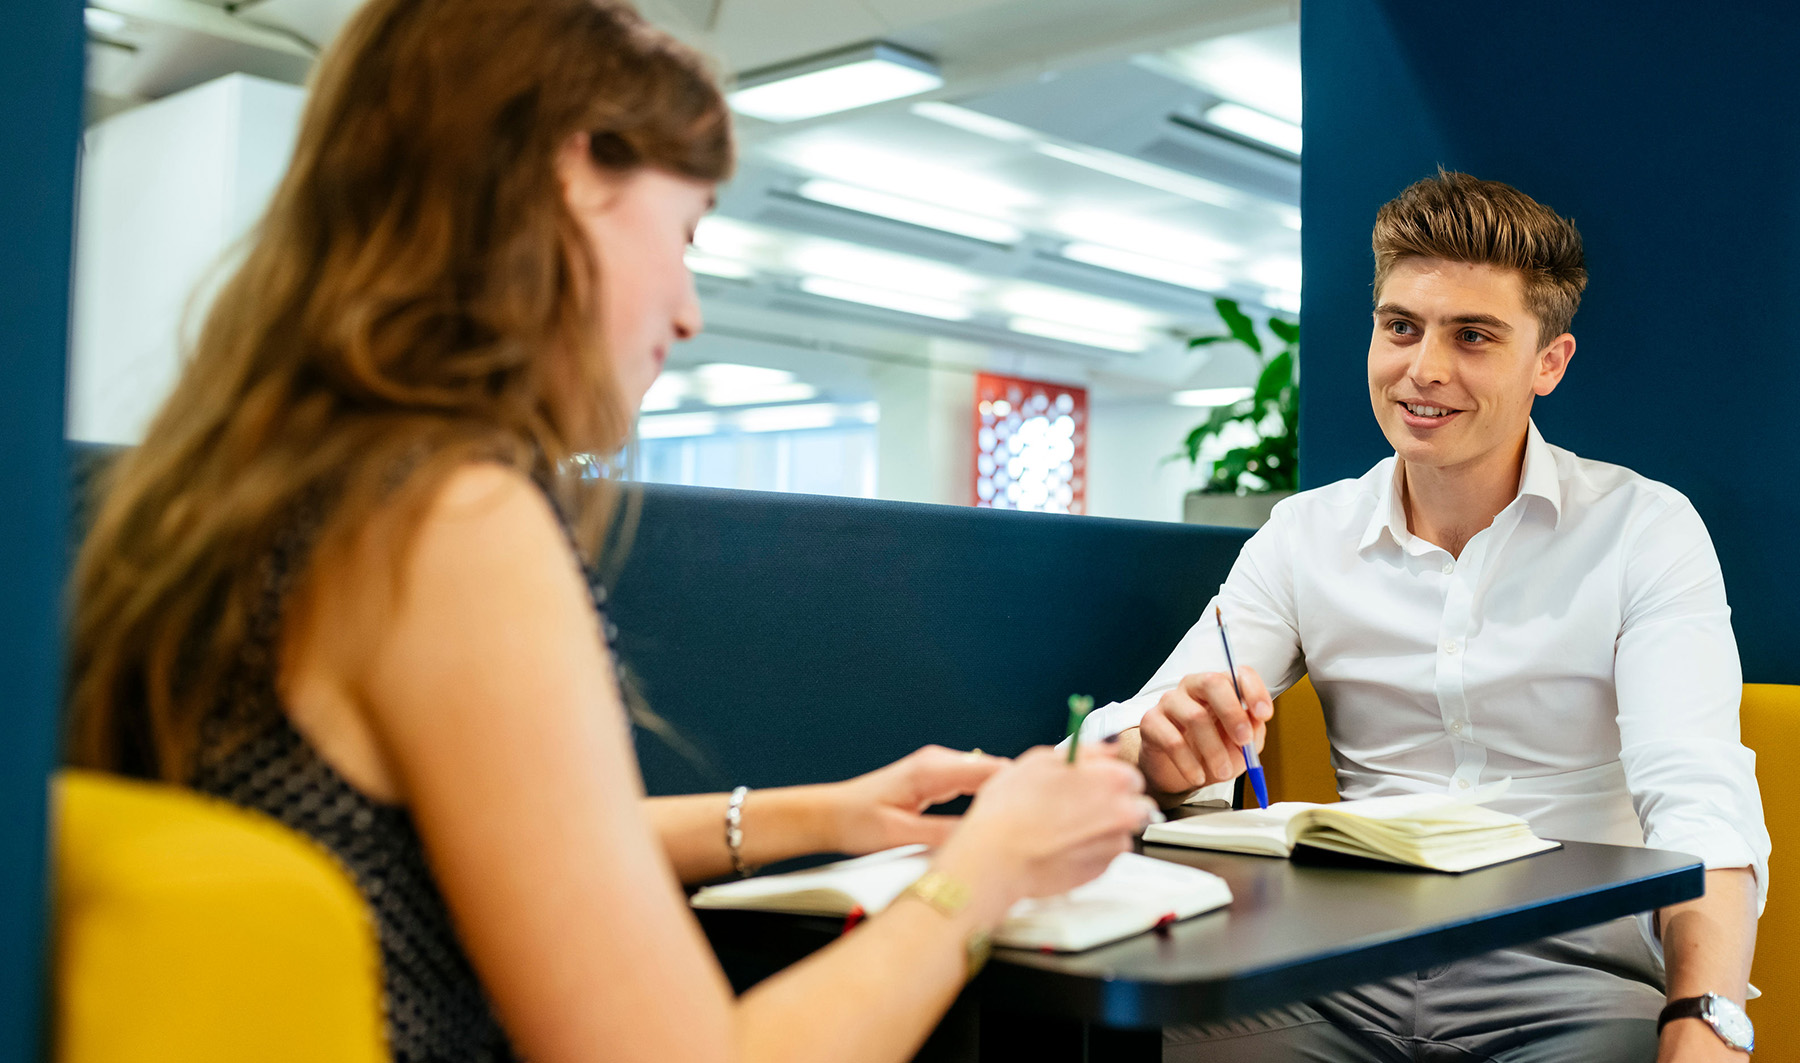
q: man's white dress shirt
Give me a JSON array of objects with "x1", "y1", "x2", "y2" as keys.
[{"x1": 1086, "y1": 421, "x2": 1769, "y2": 909}]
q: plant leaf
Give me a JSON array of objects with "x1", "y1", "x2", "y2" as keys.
[
  {"x1": 1253, "y1": 350, "x2": 1294, "y2": 409},
  {"x1": 1187, "y1": 334, "x2": 1233, "y2": 349},
  {"x1": 1214, "y1": 297, "x2": 1263, "y2": 355},
  {"x1": 1266, "y1": 317, "x2": 1299, "y2": 346}
]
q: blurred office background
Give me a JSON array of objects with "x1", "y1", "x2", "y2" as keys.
[{"x1": 70, "y1": 0, "x2": 1303, "y2": 524}]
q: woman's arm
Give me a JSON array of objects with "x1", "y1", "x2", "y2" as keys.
[
  {"x1": 646, "y1": 747, "x2": 1004, "y2": 884},
  {"x1": 325, "y1": 466, "x2": 1146, "y2": 1063}
]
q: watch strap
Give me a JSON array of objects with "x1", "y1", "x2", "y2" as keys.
[{"x1": 1657, "y1": 996, "x2": 1705, "y2": 1034}]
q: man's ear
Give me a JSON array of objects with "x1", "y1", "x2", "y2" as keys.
[{"x1": 1533, "y1": 333, "x2": 1576, "y2": 397}]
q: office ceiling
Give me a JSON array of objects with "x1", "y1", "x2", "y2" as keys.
[{"x1": 82, "y1": 0, "x2": 1301, "y2": 402}]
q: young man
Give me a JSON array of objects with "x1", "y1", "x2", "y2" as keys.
[{"x1": 1088, "y1": 172, "x2": 1767, "y2": 1062}]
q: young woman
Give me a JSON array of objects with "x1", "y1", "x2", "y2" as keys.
[{"x1": 66, "y1": 1, "x2": 1157, "y2": 1061}]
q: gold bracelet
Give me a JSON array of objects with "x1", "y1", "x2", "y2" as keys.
[{"x1": 902, "y1": 870, "x2": 993, "y2": 980}]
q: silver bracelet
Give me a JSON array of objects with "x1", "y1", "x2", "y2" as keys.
[{"x1": 725, "y1": 785, "x2": 751, "y2": 878}]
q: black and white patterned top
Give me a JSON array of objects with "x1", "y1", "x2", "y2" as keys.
[{"x1": 191, "y1": 492, "x2": 622, "y2": 1063}]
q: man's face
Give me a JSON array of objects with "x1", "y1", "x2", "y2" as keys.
[{"x1": 1367, "y1": 257, "x2": 1573, "y2": 475}]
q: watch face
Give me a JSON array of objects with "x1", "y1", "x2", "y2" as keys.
[{"x1": 1700, "y1": 995, "x2": 1755, "y2": 1051}]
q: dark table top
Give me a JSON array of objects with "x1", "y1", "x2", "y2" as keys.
[{"x1": 697, "y1": 839, "x2": 1703, "y2": 1030}]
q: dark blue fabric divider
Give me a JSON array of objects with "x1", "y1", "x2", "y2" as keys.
[
  {"x1": 2, "y1": 2, "x2": 84, "y2": 1058},
  {"x1": 1301, "y1": 0, "x2": 1800, "y2": 683},
  {"x1": 610, "y1": 484, "x2": 1249, "y2": 795},
  {"x1": 65, "y1": 446, "x2": 1248, "y2": 800}
]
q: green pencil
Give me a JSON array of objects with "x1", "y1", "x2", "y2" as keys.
[{"x1": 1065, "y1": 694, "x2": 1094, "y2": 763}]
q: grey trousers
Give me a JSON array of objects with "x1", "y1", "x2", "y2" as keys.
[{"x1": 1165, "y1": 918, "x2": 1665, "y2": 1063}]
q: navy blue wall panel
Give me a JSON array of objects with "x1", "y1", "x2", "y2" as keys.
[
  {"x1": 1301, "y1": 1, "x2": 1800, "y2": 683},
  {"x1": 0, "y1": 0, "x2": 83, "y2": 1057}
]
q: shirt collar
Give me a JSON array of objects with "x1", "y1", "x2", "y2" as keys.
[{"x1": 1357, "y1": 419, "x2": 1564, "y2": 555}]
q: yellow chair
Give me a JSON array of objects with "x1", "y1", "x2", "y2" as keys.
[
  {"x1": 1739, "y1": 684, "x2": 1796, "y2": 1059},
  {"x1": 52, "y1": 769, "x2": 388, "y2": 1063},
  {"x1": 1272, "y1": 678, "x2": 1794, "y2": 1060},
  {"x1": 1267, "y1": 676, "x2": 1338, "y2": 805}
]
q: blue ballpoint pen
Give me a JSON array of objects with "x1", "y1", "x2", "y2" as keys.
[{"x1": 1214, "y1": 605, "x2": 1269, "y2": 809}]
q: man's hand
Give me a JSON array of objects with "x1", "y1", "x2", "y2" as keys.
[{"x1": 1129, "y1": 668, "x2": 1274, "y2": 797}]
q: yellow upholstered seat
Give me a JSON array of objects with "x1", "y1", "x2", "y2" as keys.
[
  {"x1": 1267, "y1": 676, "x2": 1337, "y2": 805},
  {"x1": 52, "y1": 769, "x2": 388, "y2": 1063},
  {"x1": 1271, "y1": 678, "x2": 1794, "y2": 1059},
  {"x1": 1739, "y1": 684, "x2": 1796, "y2": 1058}
]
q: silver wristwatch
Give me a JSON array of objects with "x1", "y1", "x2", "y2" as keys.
[{"x1": 1657, "y1": 993, "x2": 1754, "y2": 1053}]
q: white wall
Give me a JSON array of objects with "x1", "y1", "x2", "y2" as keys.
[
  {"x1": 1085, "y1": 399, "x2": 1210, "y2": 523},
  {"x1": 69, "y1": 73, "x2": 304, "y2": 443}
]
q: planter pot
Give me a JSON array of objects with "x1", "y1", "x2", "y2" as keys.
[{"x1": 1183, "y1": 490, "x2": 1297, "y2": 529}]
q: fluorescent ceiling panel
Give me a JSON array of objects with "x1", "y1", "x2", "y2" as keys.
[
  {"x1": 800, "y1": 276, "x2": 973, "y2": 321},
  {"x1": 778, "y1": 137, "x2": 1038, "y2": 215},
  {"x1": 1172, "y1": 386, "x2": 1254, "y2": 408},
  {"x1": 734, "y1": 403, "x2": 844, "y2": 433},
  {"x1": 1053, "y1": 210, "x2": 1236, "y2": 265},
  {"x1": 1062, "y1": 243, "x2": 1227, "y2": 293},
  {"x1": 638, "y1": 411, "x2": 720, "y2": 439},
  {"x1": 640, "y1": 373, "x2": 688, "y2": 412},
  {"x1": 730, "y1": 43, "x2": 943, "y2": 123},
  {"x1": 691, "y1": 363, "x2": 820, "y2": 407},
  {"x1": 685, "y1": 251, "x2": 754, "y2": 279},
  {"x1": 791, "y1": 240, "x2": 985, "y2": 298},
  {"x1": 796, "y1": 179, "x2": 1022, "y2": 245},
  {"x1": 1008, "y1": 316, "x2": 1147, "y2": 353},
  {"x1": 1205, "y1": 102, "x2": 1303, "y2": 156},
  {"x1": 1000, "y1": 285, "x2": 1157, "y2": 335}
]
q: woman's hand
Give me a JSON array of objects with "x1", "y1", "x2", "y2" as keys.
[
  {"x1": 930, "y1": 745, "x2": 1156, "y2": 921},
  {"x1": 822, "y1": 745, "x2": 1007, "y2": 855}
]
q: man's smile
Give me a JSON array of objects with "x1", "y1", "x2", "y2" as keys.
[{"x1": 1397, "y1": 400, "x2": 1465, "y2": 427}]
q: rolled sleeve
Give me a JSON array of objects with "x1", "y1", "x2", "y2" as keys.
[{"x1": 1614, "y1": 497, "x2": 1770, "y2": 912}]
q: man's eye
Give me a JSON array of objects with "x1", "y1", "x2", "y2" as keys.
[
  {"x1": 1460, "y1": 329, "x2": 1485, "y2": 343},
  {"x1": 1388, "y1": 320, "x2": 1413, "y2": 335}
]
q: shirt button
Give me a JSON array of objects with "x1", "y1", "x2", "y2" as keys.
[
  {"x1": 1442, "y1": 640, "x2": 1459, "y2": 655},
  {"x1": 1457, "y1": 779, "x2": 1472, "y2": 790},
  {"x1": 1441, "y1": 561, "x2": 1455, "y2": 575},
  {"x1": 1450, "y1": 721, "x2": 1464, "y2": 734}
]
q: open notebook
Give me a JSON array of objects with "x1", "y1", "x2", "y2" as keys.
[
  {"x1": 691, "y1": 845, "x2": 1232, "y2": 953},
  {"x1": 1142, "y1": 791, "x2": 1559, "y2": 872}
]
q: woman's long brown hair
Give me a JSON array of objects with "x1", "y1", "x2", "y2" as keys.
[{"x1": 67, "y1": 0, "x2": 732, "y2": 781}]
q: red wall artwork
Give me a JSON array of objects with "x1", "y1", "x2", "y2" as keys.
[{"x1": 972, "y1": 372, "x2": 1088, "y2": 514}]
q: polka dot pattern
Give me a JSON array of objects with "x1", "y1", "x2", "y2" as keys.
[{"x1": 193, "y1": 489, "x2": 625, "y2": 1063}]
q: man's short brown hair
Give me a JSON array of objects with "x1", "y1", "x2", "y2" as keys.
[{"x1": 1372, "y1": 170, "x2": 1587, "y2": 348}]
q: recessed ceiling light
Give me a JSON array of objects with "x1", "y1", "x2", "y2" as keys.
[
  {"x1": 1053, "y1": 210, "x2": 1236, "y2": 265},
  {"x1": 777, "y1": 138, "x2": 1039, "y2": 216},
  {"x1": 640, "y1": 372, "x2": 689, "y2": 412},
  {"x1": 729, "y1": 42, "x2": 943, "y2": 123},
  {"x1": 734, "y1": 403, "x2": 844, "y2": 433},
  {"x1": 907, "y1": 102, "x2": 1037, "y2": 143},
  {"x1": 791, "y1": 241, "x2": 986, "y2": 299},
  {"x1": 84, "y1": 6, "x2": 128, "y2": 35},
  {"x1": 800, "y1": 276, "x2": 974, "y2": 321},
  {"x1": 685, "y1": 251, "x2": 754, "y2": 280},
  {"x1": 1062, "y1": 243, "x2": 1228, "y2": 293},
  {"x1": 1000, "y1": 286, "x2": 1157, "y2": 335},
  {"x1": 637, "y1": 411, "x2": 720, "y2": 439},
  {"x1": 1205, "y1": 102, "x2": 1303, "y2": 156},
  {"x1": 1008, "y1": 316, "x2": 1148, "y2": 353},
  {"x1": 795, "y1": 179, "x2": 1022, "y2": 245},
  {"x1": 691, "y1": 363, "x2": 819, "y2": 407},
  {"x1": 1172, "y1": 387, "x2": 1255, "y2": 408}
]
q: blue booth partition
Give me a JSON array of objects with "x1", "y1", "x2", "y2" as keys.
[{"x1": 612, "y1": 484, "x2": 1251, "y2": 796}]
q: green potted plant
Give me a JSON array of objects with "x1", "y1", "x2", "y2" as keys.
[{"x1": 1178, "y1": 297, "x2": 1299, "y2": 528}]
